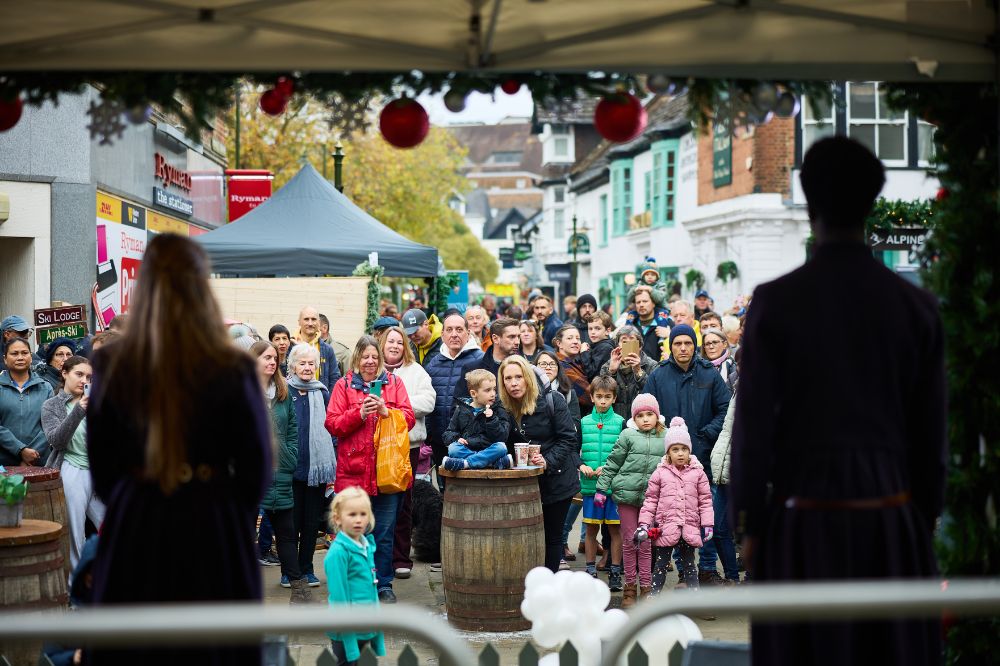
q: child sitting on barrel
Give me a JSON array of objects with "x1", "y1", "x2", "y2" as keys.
[{"x1": 442, "y1": 369, "x2": 513, "y2": 471}]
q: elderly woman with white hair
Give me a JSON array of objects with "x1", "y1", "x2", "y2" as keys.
[{"x1": 286, "y1": 342, "x2": 337, "y2": 587}]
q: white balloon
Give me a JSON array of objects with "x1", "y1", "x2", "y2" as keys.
[
  {"x1": 520, "y1": 597, "x2": 537, "y2": 622},
  {"x1": 553, "y1": 609, "x2": 577, "y2": 640},
  {"x1": 636, "y1": 614, "x2": 704, "y2": 665},
  {"x1": 538, "y1": 654, "x2": 561, "y2": 666},
  {"x1": 552, "y1": 569, "x2": 574, "y2": 592},
  {"x1": 532, "y1": 620, "x2": 563, "y2": 649},
  {"x1": 591, "y1": 578, "x2": 611, "y2": 610},
  {"x1": 571, "y1": 632, "x2": 603, "y2": 666},
  {"x1": 599, "y1": 608, "x2": 630, "y2": 640},
  {"x1": 525, "y1": 566, "x2": 554, "y2": 592},
  {"x1": 565, "y1": 572, "x2": 596, "y2": 607},
  {"x1": 526, "y1": 582, "x2": 558, "y2": 607}
]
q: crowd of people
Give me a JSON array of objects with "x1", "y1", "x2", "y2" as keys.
[{"x1": 0, "y1": 137, "x2": 947, "y2": 666}]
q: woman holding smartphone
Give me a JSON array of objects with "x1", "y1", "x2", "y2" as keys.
[
  {"x1": 325, "y1": 335, "x2": 415, "y2": 603},
  {"x1": 42, "y1": 355, "x2": 105, "y2": 571},
  {"x1": 600, "y1": 326, "x2": 658, "y2": 421}
]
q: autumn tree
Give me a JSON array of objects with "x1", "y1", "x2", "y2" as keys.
[{"x1": 226, "y1": 84, "x2": 499, "y2": 285}]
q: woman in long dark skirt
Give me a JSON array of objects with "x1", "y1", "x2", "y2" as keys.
[{"x1": 85, "y1": 234, "x2": 272, "y2": 665}]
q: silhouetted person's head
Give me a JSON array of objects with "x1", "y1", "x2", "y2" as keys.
[{"x1": 800, "y1": 137, "x2": 885, "y2": 242}]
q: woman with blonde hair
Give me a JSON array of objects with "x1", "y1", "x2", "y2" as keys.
[
  {"x1": 499, "y1": 355, "x2": 579, "y2": 572},
  {"x1": 377, "y1": 325, "x2": 436, "y2": 580},
  {"x1": 326, "y1": 335, "x2": 415, "y2": 603},
  {"x1": 86, "y1": 233, "x2": 273, "y2": 664}
]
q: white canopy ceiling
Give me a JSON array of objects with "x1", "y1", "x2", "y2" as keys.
[{"x1": 0, "y1": 0, "x2": 994, "y2": 81}]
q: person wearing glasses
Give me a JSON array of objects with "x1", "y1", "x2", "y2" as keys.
[{"x1": 700, "y1": 328, "x2": 737, "y2": 394}]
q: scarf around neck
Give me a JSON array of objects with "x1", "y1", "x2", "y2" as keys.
[
  {"x1": 286, "y1": 374, "x2": 337, "y2": 486},
  {"x1": 710, "y1": 347, "x2": 730, "y2": 368}
]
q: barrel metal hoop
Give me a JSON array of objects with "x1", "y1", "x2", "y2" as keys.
[
  {"x1": 0, "y1": 539, "x2": 61, "y2": 558},
  {"x1": 0, "y1": 555, "x2": 65, "y2": 576},
  {"x1": 445, "y1": 606, "x2": 524, "y2": 619},
  {"x1": 443, "y1": 491, "x2": 541, "y2": 505},
  {"x1": 441, "y1": 515, "x2": 542, "y2": 529},
  {"x1": 443, "y1": 581, "x2": 525, "y2": 595}
]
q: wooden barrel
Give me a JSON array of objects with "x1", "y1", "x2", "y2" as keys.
[
  {"x1": 0, "y1": 519, "x2": 68, "y2": 664},
  {"x1": 4, "y1": 467, "x2": 71, "y2": 576},
  {"x1": 439, "y1": 467, "x2": 544, "y2": 632}
]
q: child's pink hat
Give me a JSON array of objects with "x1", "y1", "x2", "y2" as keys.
[
  {"x1": 630, "y1": 393, "x2": 660, "y2": 420},
  {"x1": 664, "y1": 416, "x2": 691, "y2": 452}
]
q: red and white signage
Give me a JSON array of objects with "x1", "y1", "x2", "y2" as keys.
[
  {"x1": 226, "y1": 169, "x2": 273, "y2": 222},
  {"x1": 154, "y1": 153, "x2": 192, "y2": 191}
]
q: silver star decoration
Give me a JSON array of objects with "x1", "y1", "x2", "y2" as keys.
[
  {"x1": 87, "y1": 98, "x2": 127, "y2": 146},
  {"x1": 327, "y1": 95, "x2": 373, "y2": 137}
]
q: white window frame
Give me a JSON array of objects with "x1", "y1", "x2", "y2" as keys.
[
  {"x1": 553, "y1": 137, "x2": 569, "y2": 157},
  {"x1": 553, "y1": 186, "x2": 566, "y2": 204},
  {"x1": 801, "y1": 94, "x2": 836, "y2": 158},
  {"x1": 916, "y1": 119, "x2": 937, "y2": 168},
  {"x1": 553, "y1": 208, "x2": 565, "y2": 239},
  {"x1": 846, "y1": 81, "x2": 908, "y2": 167}
]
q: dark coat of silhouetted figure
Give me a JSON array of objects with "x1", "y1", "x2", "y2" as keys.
[{"x1": 731, "y1": 138, "x2": 946, "y2": 666}]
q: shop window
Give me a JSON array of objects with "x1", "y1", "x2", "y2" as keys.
[
  {"x1": 801, "y1": 94, "x2": 836, "y2": 156},
  {"x1": 847, "y1": 82, "x2": 907, "y2": 165},
  {"x1": 611, "y1": 160, "x2": 633, "y2": 237},
  {"x1": 599, "y1": 194, "x2": 609, "y2": 247}
]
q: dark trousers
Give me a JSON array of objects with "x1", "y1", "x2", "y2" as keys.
[
  {"x1": 292, "y1": 480, "x2": 326, "y2": 576},
  {"x1": 330, "y1": 639, "x2": 374, "y2": 666},
  {"x1": 265, "y1": 508, "x2": 301, "y2": 581},
  {"x1": 541, "y1": 497, "x2": 572, "y2": 572},
  {"x1": 653, "y1": 542, "x2": 697, "y2": 593},
  {"x1": 393, "y1": 448, "x2": 421, "y2": 570}
]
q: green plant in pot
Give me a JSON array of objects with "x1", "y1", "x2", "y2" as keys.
[{"x1": 0, "y1": 474, "x2": 29, "y2": 528}]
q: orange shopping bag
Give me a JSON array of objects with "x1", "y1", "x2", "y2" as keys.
[{"x1": 375, "y1": 409, "x2": 412, "y2": 494}]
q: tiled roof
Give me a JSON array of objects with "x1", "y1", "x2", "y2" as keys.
[{"x1": 446, "y1": 122, "x2": 543, "y2": 173}]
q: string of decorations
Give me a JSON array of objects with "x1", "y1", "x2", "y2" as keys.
[{"x1": 0, "y1": 71, "x2": 828, "y2": 147}]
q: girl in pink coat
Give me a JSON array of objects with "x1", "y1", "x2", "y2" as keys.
[{"x1": 635, "y1": 416, "x2": 714, "y2": 593}]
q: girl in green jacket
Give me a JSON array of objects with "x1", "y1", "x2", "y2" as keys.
[
  {"x1": 593, "y1": 393, "x2": 666, "y2": 608},
  {"x1": 325, "y1": 486, "x2": 386, "y2": 665}
]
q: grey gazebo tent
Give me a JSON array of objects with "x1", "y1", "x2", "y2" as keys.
[{"x1": 195, "y1": 163, "x2": 438, "y2": 278}]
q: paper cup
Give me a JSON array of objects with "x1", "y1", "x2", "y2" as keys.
[
  {"x1": 514, "y1": 443, "x2": 530, "y2": 467},
  {"x1": 528, "y1": 444, "x2": 541, "y2": 462}
]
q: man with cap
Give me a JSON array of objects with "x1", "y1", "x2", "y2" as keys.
[
  {"x1": 693, "y1": 290, "x2": 714, "y2": 320},
  {"x1": 402, "y1": 308, "x2": 443, "y2": 366},
  {"x1": 571, "y1": 294, "x2": 599, "y2": 345},
  {"x1": 1, "y1": 315, "x2": 37, "y2": 372},
  {"x1": 642, "y1": 323, "x2": 731, "y2": 585}
]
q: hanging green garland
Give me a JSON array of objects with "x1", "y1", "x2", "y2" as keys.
[
  {"x1": 886, "y1": 82, "x2": 999, "y2": 664},
  {"x1": 684, "y1": 269, "x2": 706, "y2": 291},
  {"x1": 352, "y1": 260, "x2": 385, "y2": 333},
  {"x1": 716, "y1": 261, "x2": 740, "y2": 284},
  {"x1": 430, "y1": 272, "x2": 461, "y2": 316}
]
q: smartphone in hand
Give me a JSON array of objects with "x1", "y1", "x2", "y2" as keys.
[
  {"x1": 369, "y1": 380, "x2": 383, "y2": 398},
  {"x1": 83, "y1": 384, "x2": 91, "y2": 398}
]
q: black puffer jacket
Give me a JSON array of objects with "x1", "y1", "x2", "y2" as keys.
[
  {"x1": 443, "y1": 398, "x2": 510, "y2": 451},
  {"x1": 505, "y1": 388, "x2": 580, "y2": 504}
]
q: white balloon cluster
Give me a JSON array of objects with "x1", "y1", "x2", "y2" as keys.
[
  {"x1": 521, "y1": 567, "x2": 627, "y2": 666},
  {"x1": 520, "y1": 566, "x2": 703, "y2": 666}
]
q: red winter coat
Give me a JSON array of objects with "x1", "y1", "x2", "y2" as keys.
[
  {"x1": 639, "y1": 455, "x2": 714, "y2": 548},
  {"x1": 325, "y1": 371, "x2": 415, "y2": 495}
]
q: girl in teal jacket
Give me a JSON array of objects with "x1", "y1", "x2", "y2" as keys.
[{"x1": 325, "y1": 486, "x2": 386, "y2": 665}]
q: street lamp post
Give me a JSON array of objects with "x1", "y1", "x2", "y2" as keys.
[
  {"x1": 571, "y1": 214, "x2": 579, "y2": 296},
  {"x1": 333, "y1": 141, "x2": 344, "y2": 192}
]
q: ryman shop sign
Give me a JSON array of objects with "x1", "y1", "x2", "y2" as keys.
[{"x1": 152, "y1": 152, "x2": 194, "y2": 217}]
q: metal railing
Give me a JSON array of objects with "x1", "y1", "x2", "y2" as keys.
[
  {"x1": 601, "y1": 578, "x2": 1000, "y2": 666},
  {"x1": 0, "y1": 604, "x2": 477, "y2": 666},
  {"x1": 0, "y1": 579, "x2": 997, "y2": 666}
]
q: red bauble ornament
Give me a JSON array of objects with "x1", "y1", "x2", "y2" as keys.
[
  {"x1": 500, "y1": 78, "x2": 522, "y2": 95},
  {"x1": 259, "y1": 89, "x2": 288, "y2": 116},
  {"x1": 379, "y1": 98, "x2": 429, "y2": 149},
  {"x1": 594, "y1": 93, "x2": 647, "y2": 143},
  {"x1": 936, "y1": 187, "x2": 950, "y2": 202},
  {"x1": 0, "y1": 96, "x2": 23, "y2": 133},
  {"x1": 275, "y1": 76, "x2": 295, "y2": 99}
]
